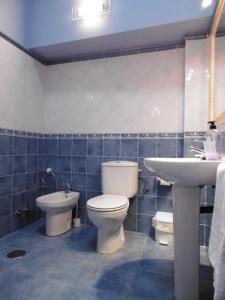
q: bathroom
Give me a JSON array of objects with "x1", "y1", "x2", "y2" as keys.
[{"x1": 1, "y1": 0, "x2": 225, "y2": 299}]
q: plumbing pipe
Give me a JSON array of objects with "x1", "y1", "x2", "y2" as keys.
[{"x1": 209, "y1": 0, "x2": 225, "y2": 122}]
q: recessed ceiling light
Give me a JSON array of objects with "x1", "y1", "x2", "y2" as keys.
[
  {"x1": 201, "y1": 0, "x2": 213, "y2": 9},
  {"x1": 72, "y1": 0, "x2": 110, "y2": 26}
]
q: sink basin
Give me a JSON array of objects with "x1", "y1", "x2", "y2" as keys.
[{"x1": 144, "y1": 158, "x2": 222, "y2": 187}]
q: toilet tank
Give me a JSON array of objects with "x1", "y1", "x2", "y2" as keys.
[{"x1": 102, "y1": 161, "x2": 138, "y2": 198}]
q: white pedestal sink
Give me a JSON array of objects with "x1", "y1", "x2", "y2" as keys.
[{"x1": 144, "y1": 158, "x2": 222, "y2": 300}]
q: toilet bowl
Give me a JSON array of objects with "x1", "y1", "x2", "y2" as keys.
[
  {"x1": 36, "y1": 191, "x2": 80, "y2": 236},
  {"x1": 87, "y1": 195, "x2": 129, "y2": 253},
  {"x1": 87, "y1": 161, "x2": 138, "y2": 254}
]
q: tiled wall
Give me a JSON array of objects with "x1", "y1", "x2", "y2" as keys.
[
  {"x1": 0, "y1": 129, "x2": 42, "y2": 238},
  {"x1": 184, "y1": 36, "x2": 225, "y2": 133},
  {"x1": 0, "y1": 37, "x2": 45, "y2": 133},
  {"x1": 43, "y1": 48, "x2": 184, "y2": 134},
  {"x1": 1, "y1": 128, "x2": 224, "y2": 246},
  {"x1": 40, "y1": 132, "x2": 183, "y2": 235}
]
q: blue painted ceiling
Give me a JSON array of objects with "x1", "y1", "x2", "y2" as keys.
[{"x1": 0, "y1": 0, "x2": 222, "y2": 61}]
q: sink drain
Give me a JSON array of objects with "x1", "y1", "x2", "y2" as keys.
[{"x1": 6, "y1": 250, "x2": 26, "y2": 259}]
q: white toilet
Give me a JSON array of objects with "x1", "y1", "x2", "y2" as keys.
[
  {"x1": 36, "y1": 191, "x2": 80, "y2": 236},
  {"x1": 87, "y1": 161, "x2": 138, "y2": 254}
]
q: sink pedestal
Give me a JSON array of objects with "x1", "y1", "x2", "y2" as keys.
[{"x1": 174, "y1": 186, "x2": 200, "y2": 300}]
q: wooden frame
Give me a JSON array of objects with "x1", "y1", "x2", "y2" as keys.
[{"x1": 209, "y1": 0, "x2": 225, "y2": 124}]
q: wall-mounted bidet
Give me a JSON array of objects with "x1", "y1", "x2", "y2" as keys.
[
  {"x1": 36, "y1": 191, "x2": 80, "y2": 236},
  {"x1": 87, "y1": 161, "x2": 138, "y2": 254}
]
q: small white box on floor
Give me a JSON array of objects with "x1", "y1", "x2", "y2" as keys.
[{"x1": 152, "y1": 211, "x2": 174, "y2": 245}]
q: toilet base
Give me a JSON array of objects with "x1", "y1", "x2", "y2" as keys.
[
  {"x1": 46, "y1": 210, "x2": 72, "y2": 236},
  {"x1": 97, "y1": 225, "x2": 125, "y2": 254}
]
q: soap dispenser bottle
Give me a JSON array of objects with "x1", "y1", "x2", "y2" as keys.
[{"x1": 206, "y1": 121, "x2": 223, "y2": 160}]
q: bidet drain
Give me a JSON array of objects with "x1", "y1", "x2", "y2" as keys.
[{"x1": 6, "y1": 250, "x2": 26, "y2": 259}]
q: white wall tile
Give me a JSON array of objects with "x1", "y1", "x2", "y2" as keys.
[
  {"x1": 216, "y1": 36, "x2": 225, "y2": 117},
  {"x1": 184, "y1": 37, "x2": 225, "y2": 132},
  {"x1": 43, "y1": 49, "x2": 185, "y2": 133},
  {"x1": 184, "y1": 38, "x2": 209, "y2": 132},
  {"x1": 0, "y1": 37, "x2": 45, "y2": 133},
  {"x1": 1, "y1": 35, "x2": 224, "y2": 135}
]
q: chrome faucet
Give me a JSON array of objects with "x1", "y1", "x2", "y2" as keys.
[
  {"x1": 189, "y1": 146, "x2": 206, "y2": 160},
  {"x1": 65, "y1": 183, "x2": 71, "y2": 194}
]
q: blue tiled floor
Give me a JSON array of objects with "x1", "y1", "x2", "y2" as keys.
[{"x1": 0, "y1": 220, "x2": 213, "y2": 299}]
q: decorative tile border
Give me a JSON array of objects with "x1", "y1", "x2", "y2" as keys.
[{"x1": 0, "y1": 128, "x2": 210, "y2": 139}]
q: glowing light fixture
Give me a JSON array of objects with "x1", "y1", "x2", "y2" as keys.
[
  {"x1": 201, "y1": 0, "x2": 213, "y2": 8},
  {"x1": 72, "y1": 0, "x2": 110, "y2": 25}
]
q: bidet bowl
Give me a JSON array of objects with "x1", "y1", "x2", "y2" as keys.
[
  {"x1": 36, "y1": 191, "x2": 80, "y2": 236},
  {"x1": 37, "y1": 191, "x2": 79, "y2": 213}
]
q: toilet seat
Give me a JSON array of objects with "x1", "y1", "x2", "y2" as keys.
[{"x1": 87, "y1": 195, "x2": 129, "y2": 212}]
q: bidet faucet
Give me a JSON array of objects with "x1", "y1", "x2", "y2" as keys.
[{"x1": 65, "y1": 183, "x2": 71, "y2": 194}]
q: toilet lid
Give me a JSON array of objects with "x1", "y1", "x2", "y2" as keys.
[{"x1": 87, "y1": 195, "x2": 129, "y2": 211}]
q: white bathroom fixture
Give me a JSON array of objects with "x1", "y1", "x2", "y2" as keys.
[
  {"x1": 145, "y1": 157, "x2": 220, "y2": 187},
  {"x1": 87, "y1": 161, "x2": 138, "y2": 254},
  {"x1": 36, "y1": 191, "x2": 80, "y2": 236},
  {"x1": 144, "y1": 157, "x2": 222, "y2": 300}
]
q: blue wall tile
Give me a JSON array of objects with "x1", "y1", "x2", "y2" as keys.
[
  {"x1": 13, "y1": 174, "x2": 26, "y2": 193},
  {"x1": 27, "y1": 138, "x2": 38, "y2": 154},
  {"x1": 37, "y1": 156, "x2": 44, "y2": 171},
  {"x1": 0, "y1": 176, "x2": 12, "y2": 196},
  {"x1": 0, "y1": 196, "x2": 11, "y2": 217},
  {"x1": 121, "y1": 139, "x2": 138, "y2": 157},
  {"x1": 38, "y1": 138, "x2": 44, "y2": 155},
  {"x1": 57, "y1": 156, "x2": 71, "y2": 172},
  {"x1": 14, "y1": 136, "x2": 26, "y2": 155},
  {"x1": 44, "y1": 139, "x2": 57, "y2": 155},
  {"x1": 0, "y1": 132, "x2": 42, "y2": 237},
  {"x1": 104, "y1": 139, "x2": 120, "y2": 157},
  {"x1": 157, "y1": 139, "x2": 176, "y2": 158},
  {"x1": 77, "y1": 190, "x2": 87, "y2": 207},
  {"x1": 26, "y1": 155, "x2": 37, "y2": 172},
  {"x1": 56, "y1": 172, "x2": 71, "y2": 190},
  {"x1": 138, "y1": 139, "x2": 156, "y2": 157},
  {"x1": 176, "y1": 139, "x2": 184, "y2": 157},
  {"x1": 138, "y1": 196, "x2": 156, "y2": 215},
  {"x1": 12, "y1": 192, "x2": 26, "y2": 212},
  {"x1": 0, "y1": 129, "x2": 210, "y2": 246},
  {"x1": 12, "y1": 212, "x2": 25, "y2": 231},
  {"x1": 72, "y1": 157, "x2": 87, "y2": 173},
  {"x1": 26, "y1": 173, "x2": 37, "y2": 190},
  {"x1": 13, "y1": 156, "x2": 26, "y2": 174},
  {"x1": 124, "y1": 213, "x2": 137, "y2": 232},
  {"x1": 0, "y1": 156, "x2": 12, "y2": 176},
  {"x1": 88, "y1": 139, "x2": 103, "y2": 156},
  {"x1": 138, "y1": 176, "x2": 156, "y2": 196},
  {"x1": 58, "y1": 139, "x2": 72, "y2": 155},
  {"x1": 0, "y1": 215, "x2": 11, "y2": 238},
  {"x1": 0, "y1": 135, "x2": 13, "y2": 155},
  {"x1": 87, "y1": 157, "x2": 103, "y2": 174},
  {"x1": 72, "y1": 139, "x2": 87, "y2": 156},
  {"x1": 156, "y1": 183, "x2": 173, "y2": 197},
  {"x1": 156, "y1": 196, "x2": 173, "y2": 212},
  {"x1": 87, "y1": 174, "x2": 101, "y2": 191},
  {"x1": 72, "y1": 173, "x2": 86, "y2": 190},
  {"x1": 44, "y1": 156, "x2": 57, "y2": 171}
]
